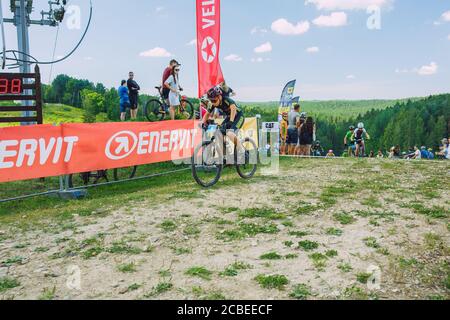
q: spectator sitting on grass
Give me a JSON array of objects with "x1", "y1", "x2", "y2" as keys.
[
  {"x1": 437, "y1": 138, "x2": 449, "y2": 159},
  {"x1": 427, "y1": 148, "x2": 435, "y2": 160},
  {"x1": 377, "y1": 150, "x2": 384, "y2": 158},
  {"x1": 326, "y1": 150, "x2": 335, "y2": 158}
]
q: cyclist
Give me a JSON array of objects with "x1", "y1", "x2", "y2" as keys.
[
  {"x1": 280, "y1": 112, "x2": 289, "y2": 155},
  {"x1": 344, "y1": 125, "x2": 356, "y2": 157},
  {"x1": 202, "y1": 86, "x2": 246, "y2": 160},
  {"x1": 353, "y1": 122, "x2": 370, "y2": 157}
]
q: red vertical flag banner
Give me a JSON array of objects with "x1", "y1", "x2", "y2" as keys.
[{"x1": 196, "y1": 0, "x2": 225, "y2": 97}]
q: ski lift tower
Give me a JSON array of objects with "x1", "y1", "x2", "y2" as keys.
[{"x1": 1, "y1": 0, "x2": 66, "y2": 124}]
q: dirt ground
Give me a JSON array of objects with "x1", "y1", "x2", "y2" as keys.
[{"x1": 0, "y1": 158, "x2": 449, "y2": 300}]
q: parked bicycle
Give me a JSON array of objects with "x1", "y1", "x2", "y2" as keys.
[
  {"x1": 143, "y1": 86, "x2": 195, "y2": 121},
  {"x1": 68, "y1": 166, "x2": 137, "y2": 188},
  {"x1": 191, "y1": 124, "x2": 258, "y2": 188}
]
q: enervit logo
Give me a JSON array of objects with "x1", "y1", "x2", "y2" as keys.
[
  {"x1": 201, "y1": 36, "x2": 217, "y2": 63},
  {"x1": 105, "y1": 131, "x2": 138, "y2": 160}
]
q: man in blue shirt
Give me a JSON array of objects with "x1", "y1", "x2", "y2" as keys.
[
  {"x1": 420, "y1": 146, "x2": 429, "y2": 159},
  {"x1": 119, "y1": 80, "x2": 131, "y2": 121}
]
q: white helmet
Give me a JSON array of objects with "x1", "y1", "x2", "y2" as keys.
[{"x1": 357, "y1": 122, "x2": 364, "y2": 129}]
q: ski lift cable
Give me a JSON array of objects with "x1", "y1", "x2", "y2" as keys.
[
  {"x1": 1, "y1": 0, "x2": 93, "y2": 66},
  {"x1": 48, "y1": 23, "x2": 60, "y2": 83}
]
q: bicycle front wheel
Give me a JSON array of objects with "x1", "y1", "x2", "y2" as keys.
[
  {"x1": 113, "y1": 166, "x2": 138, "y2": 181},
  {"x1": 192, "y1": 141, "x2": 223, "y2": 188},
  {"x1": 236, "y1": 138, "x2": 258, "y2": 179},
  {"x1": 144, "y1": 99, "x2": 165, "y2": 121}
]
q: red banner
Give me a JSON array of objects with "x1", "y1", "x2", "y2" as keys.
[
  {"x1": 196, "y1": 0, "x2": 224, "y2": 97},
  {"x1": 0, "y1": 121, "x2": 201, "y2": 183}
]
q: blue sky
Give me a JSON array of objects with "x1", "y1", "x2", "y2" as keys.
[{"x1": 1, "y1": 0, "x2": 449, "y2": 101}]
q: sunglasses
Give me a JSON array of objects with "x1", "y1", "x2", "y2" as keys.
[{"x1": 175, "y1": 69, "x2": 180, "y2": 72}]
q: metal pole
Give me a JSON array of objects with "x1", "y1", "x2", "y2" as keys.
[
  {"x1": 0, "y1": 1, "x2": 6, "y2": 69},
  {"x1": 16, "y1": 0, "x2": 32, "y2": 124}
]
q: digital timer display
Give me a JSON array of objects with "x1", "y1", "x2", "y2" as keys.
[{"x1": 0, "y1": 75, "x2": 24, "y2": 95}]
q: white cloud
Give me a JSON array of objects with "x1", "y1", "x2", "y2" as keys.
[
  {"x1": 395, "y1": 68, "x2": 409, "y2": 74},
  {"x1": 442, "y1": 11, "x2": 450, "y2": 22},
  {"x1": 306, "y1": 46, "x2": 320, "y2": 53},
  {"x1": 84, "y1": 57, "x2": 93, "y2": 61},
  {"x1": 156, "y1": 6, "x2": 164, "y2": 13},
  {"x1": 417, "y1": 62, "x2": 438, "y2": 76},
  {"x1": 305, "y1": 0, "x2": 392, "y2": 11},
  {"x1": 251, "y1": 57, "x2": 271, "y2": 63},
  {"x1": 139, "y1": 47, "x2": 172, "y2": 58},
  {"x1": 224, "y1": 54, "x2": 243, "y2": 62},
  {"x1": 448, "y1": 34, "x2": 450, "y2": 41},
  {"x1": 251, "y1": 27, "x2": 268, "y2": 35},
  {"x1": 313, "y1": 12, "x2": 348, "y2": 27},
  {"x1": 271, "y1": 18, "x2": 310, "y2": 35},
  {"x1": 187, "y1": 39, "x2": 197, "y2": 46},
  {"x1": 346, "y1": 75, "x2": 356, "y2": 79},
  {"x1": 254, "y1": 42, "x2": 272, "y2": 54}
]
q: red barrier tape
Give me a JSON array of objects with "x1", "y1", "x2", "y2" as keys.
[{"x1": 0, "y1": 121, "x2": 201, "y2": 183}]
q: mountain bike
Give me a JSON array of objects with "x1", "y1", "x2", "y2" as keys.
[
  {"x1": 191, "y1": 124, "x2": 258, "y2": 188},
  {"x1": 143, "y1": 86, "x2": 195, "y2": 121},
  {"x1": 67, "y1": 166, "x2": 138, "y2": 188}
]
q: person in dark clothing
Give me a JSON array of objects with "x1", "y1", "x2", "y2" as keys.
[
  {"x1": 127, "y1": 71, "x2": 140, "y2": 120},
  {"x1": 298, "y1": 117, "x2": 315, "y2": 156}
]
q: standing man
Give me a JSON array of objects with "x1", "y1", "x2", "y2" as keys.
[
  {"x1": 287, "y1": 103, "x2": 301, "y2": 155},
  {"x1": 162, "y1": 59, "x2": 180, "y2": 104},
  {"x1": 127, "y1": 71, "x2": 140, "y2": 120}
]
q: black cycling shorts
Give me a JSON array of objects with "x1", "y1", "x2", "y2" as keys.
[
  {"x1": 221, "y1": 112, "x2": 245, "y2": 134},
  {"x1": 162, "y1": 88, "x2": 170, "y2": 100}
]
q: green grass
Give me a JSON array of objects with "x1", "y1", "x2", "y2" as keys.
[
  {"x1": 325, "y1": 228, "x2": 343, "y2": 236},
  {"x1": 38, "y1": 287, "x2": 56, "y2": 300},
  {"x1": 145, "y1": 282, "x2": 173, "y2": 297},
  {"x1": 288, "y1": 231, "x2": 309, "y2": 238},
  {"x1": 298, "y1": 240, "x2": 319, "y2": 251},
  {"x1": 334, "y1": 213, "x2": 356, "y2": 225},
  {"x1": 159, "y1": 220, "x2": 178, "y2": 232},
  {"x1": 238, "y1": 207, "x2": 286, "y2": 220},
  {"x1": 0, "y1": 277, "x2": 20, "y2": 292},
  {"x1": 356, "y1": 272, "x2": 373, "y2": 284},
  {"x1": 117, "y1": 262, "x2": 137, "y2": 273},
  {"x1": 338, "y1": 263, "x2": 353, "y2": 273},
  {"x1": 309, "y1": 253, "x2": 328, "y2": 270},
  {"x1": 220, "y1": 261, "x2": 252, "y2": 277},
  {"x1": 218, "y1": 222, "x2": 279, "y2": 241},
  {"x1": 363, "y1": 237, "x2": 380, "y2": 249},
  {"x1": 289, "y1": 284, "x2": 311, "y2": 300},
  {"x1": 185, "y1": 266, "x2": 213, "y2": 280},
  {"x1": 254, "y1": 274, "x2": 289, "y2": 290},
  {"x1": 259, "y1": 252, "x2": 283, "y2": 260},
  {"x1": 2, "y1": 256, "x2": 24, "y2": 266}
]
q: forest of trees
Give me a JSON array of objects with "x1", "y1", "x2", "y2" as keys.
[
  {"x1": 243, "y1": 95, "x2": 449, "y2": 154},
  {"x1": 42, "y1": 74, "x2": 449, "y2": 155}
]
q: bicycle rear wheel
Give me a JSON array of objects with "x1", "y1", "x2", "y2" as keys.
[
  {"x1": 236, "y1": 138, "x2": 258, "y2": 179},
  {"x1": 144, "y1": 99, "x2": 165, "y2": 121},
  {"x1": 192, "y1": 141, "x2": 223, "y2": 188},
  {"x1": 113, "y1": 166, "x2": 138, "y2": 181}
]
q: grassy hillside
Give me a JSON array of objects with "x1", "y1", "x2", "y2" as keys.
[
  {"x1": 242, "y1": 99, "x2": 418, "y2": 120},
  {"x1": 0, "y1": 103, "x2": 84, "y2": 127}
]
